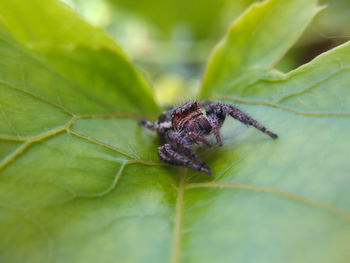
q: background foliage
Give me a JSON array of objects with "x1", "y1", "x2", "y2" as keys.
[
  {"x1": 63, "y1": 0, "x2": 350, "y2": 105},
  {"x1": 0, "y1": 0, "x2": 349, "y2": 263}
]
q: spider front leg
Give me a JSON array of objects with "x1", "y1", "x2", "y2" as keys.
[
  {"x1": 139, "y1": 119, "x2": 158, "y2": 131},
  {"x1": 139, "y1": 118, "x2": 171, "y2": 135},
  {"x1": 158, "y1": 144, "x2": 211, "y2": 174},
  {"x1": 206, "y1": 103, "x2": 278, "y2": 144},
  {"x1": 205, "y1": 104, "x2": 226, "y2": 146},
  {"x1": 226, "y1": 105, "x2": 278, "y2": 139}
]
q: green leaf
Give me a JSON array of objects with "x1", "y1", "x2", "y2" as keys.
[
  {"x1": 0, "y1": 1, "x2": 171, "y2": 263},
  {"x1": 0, "y1": 0, "x2": 159, "y2": 116},
  {"x1": 200, "y1": 0, "x2": 323, "y2": 98},
  {"x1": 1, "y1": 1, "x2": 350, "y2": 263},
  {"x1": 193, "y1": 0, "x2": 350, "y2": 262},
  {"x1": 105, "y1": 0, "x2": 254, "y2": 39}
]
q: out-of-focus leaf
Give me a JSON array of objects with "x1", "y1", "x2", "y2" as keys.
[
  {"x1": 106, "y1": 0, "x2": 256, "y2": 39},
  {"x1": 0, "y1": 0, "x2": 159, "y2": 116},
  {"x1": 200, "y1": 0, "x2": 322, "y2": 98}
]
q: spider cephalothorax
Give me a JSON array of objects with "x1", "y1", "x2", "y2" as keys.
[{"x1": 140, "y1": 100, "x2": 278, "y2": 174}]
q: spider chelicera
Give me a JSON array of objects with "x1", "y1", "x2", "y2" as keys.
[{"x1": 140, "y1": 100, "x2": 278, "y2": 174}]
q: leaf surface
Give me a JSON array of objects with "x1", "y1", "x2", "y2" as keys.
[
  {"x1": 0, "y1": 0, "x2": 350, "y2": 263},
  {"x1": 193, "y1": 0, "x2": 350, "y2": 262},
  {"x1": 0, "y1": 1, "x2": 172, "y2": 263}
]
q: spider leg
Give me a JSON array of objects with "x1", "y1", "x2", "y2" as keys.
[
  {"x1": 209, "y1": 118, "x2": 223, "y2": 146},
  {"x1": 197, "y1": 100, "x2": 213, "y2": 108},
  {"x1": 158, "y1": 144, "x2": 211, "y2": 174},
  {"x1": 206, "y1": 103, "x2": 278, "y2": 139},
  {"x1": 225, "y1": 105, "x2": 278, "y2": 139},
  {"x1": 199, "y1": 100, "x2": 225, "y2": 146},
  {"x1": 139, "y1": 119, "x2": 158, "y2": 131},
  {"x1": 139, "y1": 119, "x2": 172, "y2": 136},
  {"x1": 166, "y1": 130, "x2": 210, "y2": 167},
  {"x1": 187, "y1": 132, "x2": 212, "y2": 147},
  {"x1": 205, "y1": 105, "x2": 225, "y2": 146}
]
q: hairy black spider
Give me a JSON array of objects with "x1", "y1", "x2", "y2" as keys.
[{"x1": 140, "y1": 100, "x2": 278, "y2": 174}]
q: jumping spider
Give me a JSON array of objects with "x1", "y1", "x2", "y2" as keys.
[{"x1": 140, "y1": 100, "x2": 278, "y2": 174}]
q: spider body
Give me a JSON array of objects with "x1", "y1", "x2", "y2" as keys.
[
  {"x1": 140, "y1": 100, "x2": 277, "y2": 174},
  {"x1": 171, "y1": 101, "x2": 211, "y2": 136}
]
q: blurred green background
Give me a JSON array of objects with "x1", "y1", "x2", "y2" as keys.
[{"x1": 61, "y1": 0, "x2": 350, "y2": 106}]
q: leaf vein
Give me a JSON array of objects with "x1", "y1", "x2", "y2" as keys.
[
  {"x1": 0, "y1": 114, "x2": 162, "y2": 171},
  {"x1": 186, "y1": 182, "x2": 350, "y2": 222},
  {"x1": 0, "y1": 124, "x2": 67, "y2": 171},
  {"x1": 275, "y1": 66, "x2": 350, "y2": 104},
  {"x1": 67, "y1": 128, "x2": 164, "y2": 166},
  {"x1": 1, "y1": 34, "x2": 119, "y2": 113},
  {"x1": 74, "y1": 160, "x2": 129, "y2": 198},
  {"x1": 215, "y1": 95, "x2": 350, "y2": 116},
  {"x1": 171, "y1": 168, "x2": 186, "y2": 263},
  {"x1": 0, "y1": 80, "x2": 75, "y2": 116}
]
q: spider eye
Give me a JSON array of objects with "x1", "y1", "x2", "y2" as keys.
[
  {"x1": 189, "y1": 104, "x2": 195, "y2": 110},
  {"x1": 181, "y1": 108, "x2": 188, "y2": 115}
]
